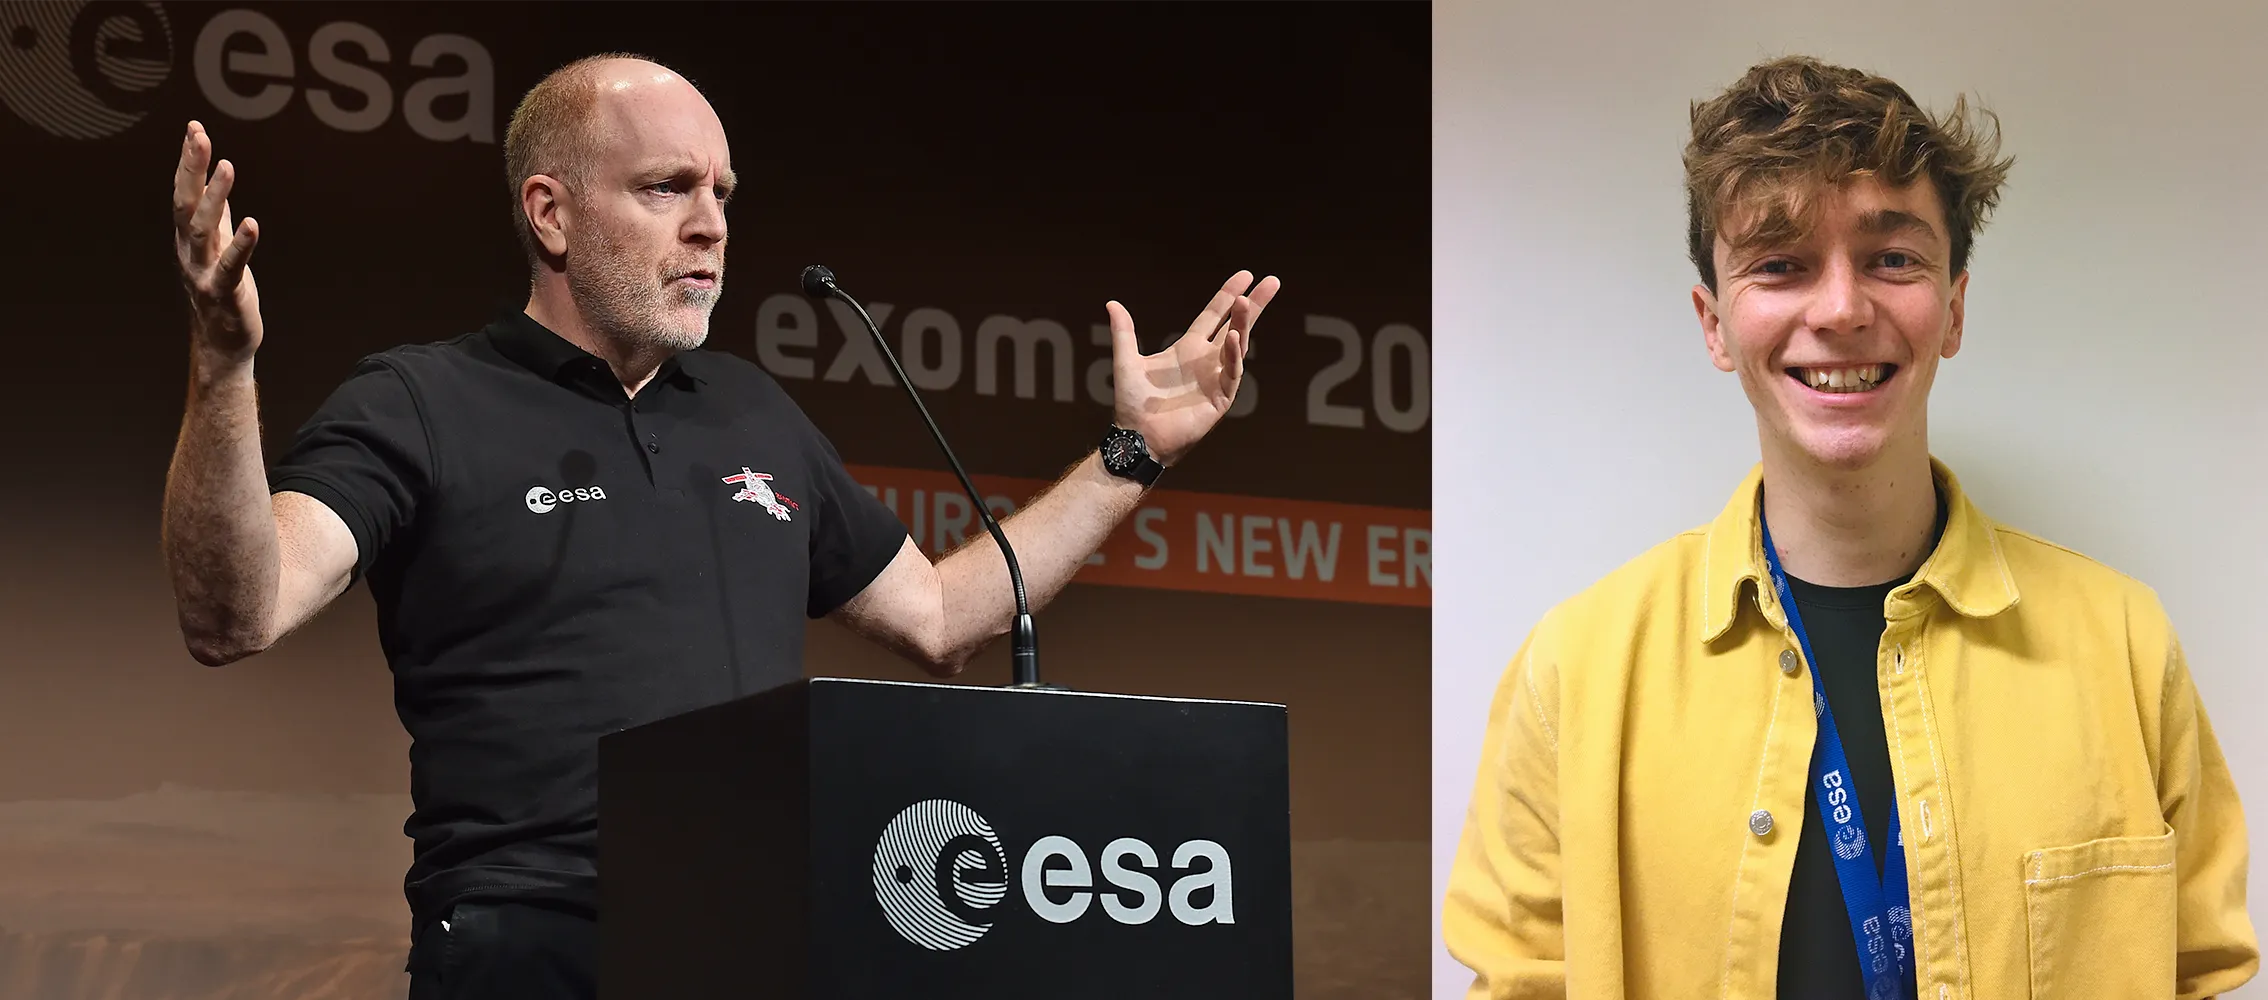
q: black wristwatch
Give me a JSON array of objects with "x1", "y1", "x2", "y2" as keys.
[{"x1": 1098, "y1": 425, "x2": 1164, "y2": 486}]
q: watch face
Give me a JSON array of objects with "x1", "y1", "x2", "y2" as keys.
[
  {"x1": 1103, "y1": 436, "x2": 1136, "y2": 468},
  {"x1": 1102, "y1": 429, "x2": 1146, "y2": 470}
]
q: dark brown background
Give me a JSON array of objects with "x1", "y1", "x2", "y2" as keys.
[{"x1": 0, "y1": 2, "x2": 1428, "y2": 997}]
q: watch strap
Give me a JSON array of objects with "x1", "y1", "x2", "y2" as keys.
[{"x1": 1121, "y1": 452, "x2": 1163, "y2": 486}]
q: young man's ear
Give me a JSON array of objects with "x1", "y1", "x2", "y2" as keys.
[
  {"x1": 1696, "y1": 284, "x2": 1736, "y2": 373},
  {"x1": 1942, "y1": 269, "x2": 1969, "y2": 359}
]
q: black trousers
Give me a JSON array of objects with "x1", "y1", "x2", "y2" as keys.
[{"x1": 407, "y1": 901, "x2": 597, "y2": 1000}]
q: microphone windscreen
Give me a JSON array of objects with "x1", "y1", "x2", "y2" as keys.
[{"x1": 799, "y1": 265, "x2": 837, "y2": 299}]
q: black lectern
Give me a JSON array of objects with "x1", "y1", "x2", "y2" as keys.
[{"x1": 597, "y1": 677, "x2": 1292, "y2": 998}]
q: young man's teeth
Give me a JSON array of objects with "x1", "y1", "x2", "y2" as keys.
[{"x1": 1803, "y1": 366, "x2": 1883, "y2": 392}]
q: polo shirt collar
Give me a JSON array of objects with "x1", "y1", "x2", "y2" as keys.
[
  {"x1": 1699, "y1": 457, "x2": 2020, "y2": 643},
  {"x1": 488, "y1": 308, "x2": 706, "y2": 390}
]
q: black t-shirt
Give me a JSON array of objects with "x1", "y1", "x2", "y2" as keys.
[
  {"x1": 1775, "y1": 504, "x2": 1945, "y2": 999},
  {"x1": 266, "y1": 310, "x2": 909, "y2": 937}
]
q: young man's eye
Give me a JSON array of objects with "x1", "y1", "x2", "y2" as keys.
[
  {"x1": 1756, "y1": 259, "x2": 1795, "y2": 275},
  {"x1": 1879, "y1": 251, "x2": 1914, "y2": 268}
]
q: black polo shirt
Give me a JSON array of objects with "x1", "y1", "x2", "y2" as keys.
[{"x1": 267, "y1": 309, "x2": 909, "y2": 938}]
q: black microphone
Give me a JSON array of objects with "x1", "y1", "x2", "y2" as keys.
[{"x1": 801, "y1": 265, "x2": 1048, "y2": 690}]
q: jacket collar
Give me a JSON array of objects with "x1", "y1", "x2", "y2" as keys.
[{"x1": 1700, "y1": 457, "x2": 2020, "y2": 642}]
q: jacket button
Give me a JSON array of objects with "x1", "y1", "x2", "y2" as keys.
[
  {"x1": 1749, "y1": 809, "x2": 1774, "y2": 836},
  {"x1": 1779, "y1": 650, "x2": 1799, "y2": 675}
]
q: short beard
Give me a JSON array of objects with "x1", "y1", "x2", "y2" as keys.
[{"x1": 563, "y1": 221, "x2": 720, "y2": 354}]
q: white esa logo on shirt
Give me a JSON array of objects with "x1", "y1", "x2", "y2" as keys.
[{"x1": 524, "y1": 485, "x2": 609, "y2": 514}]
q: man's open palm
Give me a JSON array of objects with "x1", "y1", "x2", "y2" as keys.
[
  {"x1": 172, "y1": 121, "x2": 264, "y2": 365},
  {"x1": 1108, "y1": 270, "x2": 1281, "y2": 467}
]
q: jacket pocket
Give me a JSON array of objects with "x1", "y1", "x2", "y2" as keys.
[{"x1": 2023, "y1": 827, "x2": 2177, "y2": 1000}]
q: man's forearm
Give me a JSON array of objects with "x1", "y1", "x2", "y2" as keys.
[
  {"x1": 162, "y1": 354, "x2": 279, "y2": 664},
  {"x1": 929, "y1": 450, "x2": 1145, "y2": 663}
]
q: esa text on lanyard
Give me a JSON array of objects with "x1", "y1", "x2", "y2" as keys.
[{"x1": 1760, "y1": 513, "x2": 1915, "y2": 1000}]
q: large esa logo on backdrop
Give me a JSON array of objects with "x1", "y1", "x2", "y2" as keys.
[
  {"x1": 872, "y1": 799, "x2": 1237, "y2": 952},
  {"x1": 0, "y1": 1, "x2": 172, "y2": 139},
  {"x1": 0, "y1": 2, "x2": 491, "y2": 140}
]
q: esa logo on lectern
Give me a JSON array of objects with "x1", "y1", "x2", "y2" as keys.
[{"x1": 872, "y1": 799, "x2": 1236, "y2": 951}]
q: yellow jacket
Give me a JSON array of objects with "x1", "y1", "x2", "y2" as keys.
[{"x1": 1444, "y1": 461, "x2": 2256, "y2": 999}]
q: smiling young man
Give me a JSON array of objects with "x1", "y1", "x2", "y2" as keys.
[
  {"x1": 1443, "y1": 57, "x2": 2256, "y2": 999},
  {"x1": 160, "y1": 54, "x2": 1275, "y2": 999}
]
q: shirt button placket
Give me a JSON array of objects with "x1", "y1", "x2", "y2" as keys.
[
  {"x1": 1884, "y1": 629, "x2": 1933, "y2": 990},
  {"x1": 625, "y1": 402, "x2": 659, "y2": 484}
]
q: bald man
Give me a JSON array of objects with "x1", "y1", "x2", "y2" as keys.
[{"x1": 161, "y1": 53, "x2": 1279, "y2": 998}]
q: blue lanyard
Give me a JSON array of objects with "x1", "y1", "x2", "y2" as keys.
[{"x1": 1760, "y1": 513, "x2": 1915, "y2": 1000}]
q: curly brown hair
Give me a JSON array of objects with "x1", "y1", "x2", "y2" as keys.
[{"x1": 1684, "y1": 56, "x2": 2013, "y2": 291}]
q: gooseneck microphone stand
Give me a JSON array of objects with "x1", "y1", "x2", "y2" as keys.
[{"x1": 799, "y1": 265, "x2": 1052, "y2": 690}]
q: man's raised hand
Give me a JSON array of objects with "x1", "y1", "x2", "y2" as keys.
[
  {"x1": 1106, "y1": 270, "x2": 1282, "y2": 468},
  {"x1": 172, "y1": 121, "x2": 263, "y2": 368}
]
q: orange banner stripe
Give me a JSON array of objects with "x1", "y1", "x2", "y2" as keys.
[{"x1": 845, "y1": 464, "x2": 1430, "y2": 608}]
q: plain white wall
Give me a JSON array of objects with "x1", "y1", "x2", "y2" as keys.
[{"x1": 1432, "y1": 0, "x2": 2268, "y2": 994}]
